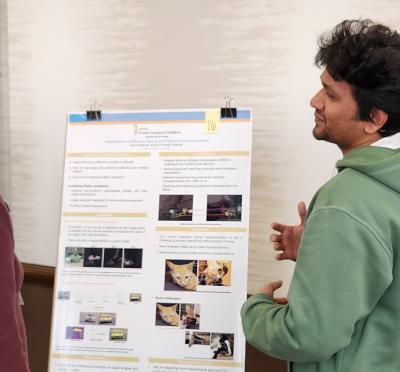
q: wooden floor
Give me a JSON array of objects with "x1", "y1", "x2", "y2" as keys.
[{"x1": 21, "y1": 264, "x2": 286, "y2": 372}]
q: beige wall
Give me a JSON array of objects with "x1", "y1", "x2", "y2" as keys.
[
  {"x1": 4, "y1": 0, "x2": 400, "y2": 294},
  {"x1": 0, "y1": 0, "x2": 11, "y2": 200}
]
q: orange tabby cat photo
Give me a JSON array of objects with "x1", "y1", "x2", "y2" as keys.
[
  {"x1": 165, "y1": 260, "x2": 198, "y2": 291},
  {"x1": 155, "y1": 303, "x2": 180, "y2": 327}
]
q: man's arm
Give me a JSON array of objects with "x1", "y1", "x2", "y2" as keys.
[{"x1": 242, "y1": 207, "x2": 392, "y2": 362}]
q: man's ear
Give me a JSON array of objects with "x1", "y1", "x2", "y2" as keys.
[{"x1": 364, "y1": 108, "x2": 388, "y2": 134}]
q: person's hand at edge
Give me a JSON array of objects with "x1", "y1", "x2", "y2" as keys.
[
  {"x1": 270, "y1": 201, "x2": 307, "y2": 262},
  {"x1": 257, "y1": 280, "x2": 288, "y2": 305}
]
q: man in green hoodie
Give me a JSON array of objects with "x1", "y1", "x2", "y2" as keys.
[{"x1": 241, "y1": 19, "x2": 400, "y2": 371}]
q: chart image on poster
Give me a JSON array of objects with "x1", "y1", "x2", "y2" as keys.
[{"x1": 49, "y1": 109, "x2": 252, "y2": 371}]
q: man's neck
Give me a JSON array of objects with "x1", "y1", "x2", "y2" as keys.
[{"x1": 340, "y1": 134, "x2": 383, "y2": 155}]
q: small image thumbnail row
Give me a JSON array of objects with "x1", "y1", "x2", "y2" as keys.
[
  {"x1": 79, "y1": 312, "x2": 116, "y2": 326},
  {"x1": 165, "y1": 260, "x2": 231, "y2": 291},
  {"x1": 156, "y1": 303, "x2": 200, "y2": 329},
  {"x1": 57, "y1": 291, "x2": 142, "y2": 303},
  {"x1": 159, "y1": 194, "x2": 242, "y2": 221},
  {"x1": 66, "y1": 326, "x2": 127, "y2": 341},
  {"x1": 185, "y1": 332, "x2": 234, "y2": 360},
  {"x1": 64, "y1": 247, "x2": 143, "y2": 268}
]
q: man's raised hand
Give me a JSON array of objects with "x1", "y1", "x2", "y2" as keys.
[{"x1": 270, "y1": 201, "x2": 307, "y2": 262}]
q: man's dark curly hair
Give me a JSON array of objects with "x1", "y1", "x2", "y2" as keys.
[{"x1": 315, "y1": 19, "x2": 400, "y2": 136}]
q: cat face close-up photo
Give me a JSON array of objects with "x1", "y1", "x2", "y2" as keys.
[
  {"x1": 156, "y1": 303, "x2": 180, "y2": 327},
  {"x1": 165, "y1": 260, "x2": 198, "y2": 291}
]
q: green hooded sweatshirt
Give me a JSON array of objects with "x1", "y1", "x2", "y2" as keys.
[{"x1": 241, "y1": 146, "x2": 400, "y2": 372}]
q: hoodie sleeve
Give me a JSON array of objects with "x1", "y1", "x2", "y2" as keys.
[
  {"x1": 0, "y1": 201, "x2": 30, "y2": 371},
  {"x1": 241, "y1": 207, "x2": 393, "y2": 363}
]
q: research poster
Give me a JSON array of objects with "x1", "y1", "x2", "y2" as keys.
[{"x1": 49, "y1": 109, "x2": 252, "y2": 372}]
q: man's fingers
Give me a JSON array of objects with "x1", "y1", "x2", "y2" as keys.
[
  {"x1": 270, "y1": 234, "x2": 282, "y2": 250},
  {"x1": 257, "y1": 280, "x2": 284, "y2": 299},
  {"x1": 271, "y1": 222, "x2": 285, "y2": 233},
  {"x1": 275, "y1": 252, "x2": 289, "y2": 260},
  {"x1": 269, "y1": 280, "x2": 283, "y2": 291},
  {"x1": 298, "y1": 201, "x2": 307, "y2": 225},
  {"x1": 274, "y1": 297, "x2": 288, "y2": 305},
  {"x1": 270, "y1": 234, "x2": 281, "y2": 243},
  {"x1": 273, "y1": 242, "x2": 282, "y2": 250}
]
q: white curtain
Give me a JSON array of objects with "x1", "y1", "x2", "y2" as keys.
[{"x1": 0, "y1": 0, "x2": 10, "y2": 200}]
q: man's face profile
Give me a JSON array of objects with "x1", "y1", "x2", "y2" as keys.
[{"x1": 310, "y1": 69, "x2": 367, "y2": 153}]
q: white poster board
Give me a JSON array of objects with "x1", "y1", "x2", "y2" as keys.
[{"x1": 49, "y1": 109, "x2": 252, "y2": 372}]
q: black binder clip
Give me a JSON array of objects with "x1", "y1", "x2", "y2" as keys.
[
  {"x1": 86, "y1": 100, "x2": 102, "y2": 121},
  {"x1": 86, "y1": 110, "x2": 101, "y2": 120},
  {"x1": 221, "y1": 96, "x2": 237, "y2": 118}
]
